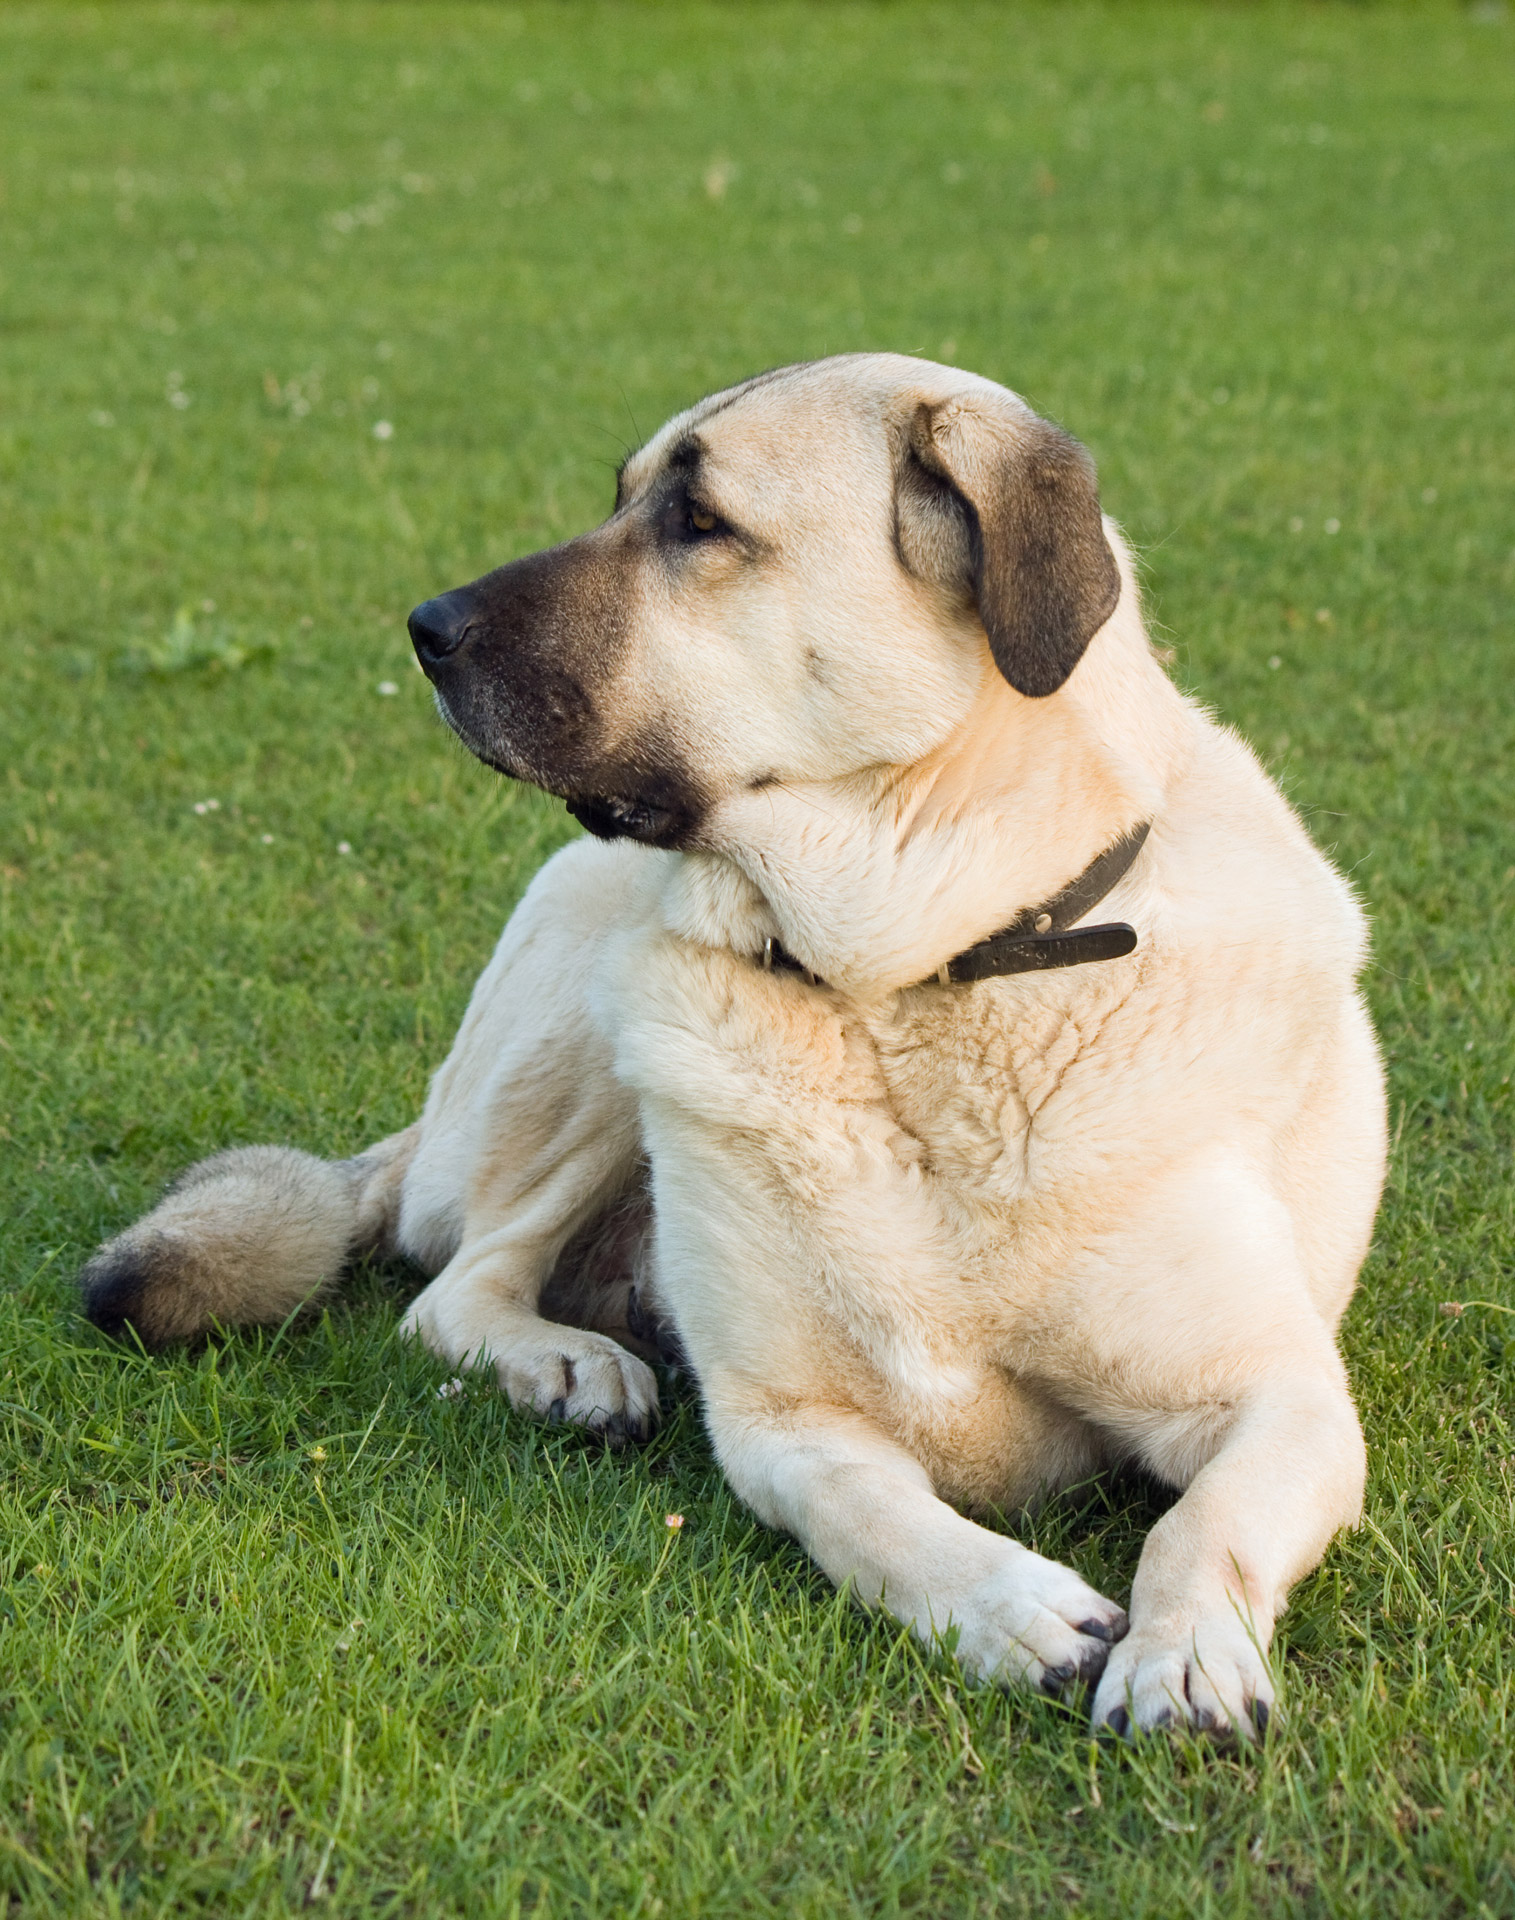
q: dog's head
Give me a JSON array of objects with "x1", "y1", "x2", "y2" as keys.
[{"x1": 410, "y1": 355, "x2": 1120, "y2": 849}]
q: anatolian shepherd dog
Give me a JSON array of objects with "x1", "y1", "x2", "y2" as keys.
[{"x1": 82, "y1": 355, "x2": 1386, "y2": 1740}]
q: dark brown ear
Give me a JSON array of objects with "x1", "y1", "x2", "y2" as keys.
[{"x1": 894, "y1": 396, "x2": 1121, "y2": 697}]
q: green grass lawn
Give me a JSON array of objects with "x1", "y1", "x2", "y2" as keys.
[{"x1": 2, "y1": 2, "x2": 1513, "y2": 1912}]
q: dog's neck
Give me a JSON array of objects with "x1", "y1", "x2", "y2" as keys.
[{"x1": 664, "y1": 577, "x2": 1194, "y2": 1001}]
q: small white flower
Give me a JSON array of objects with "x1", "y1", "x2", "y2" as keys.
[
  {"x1": 337, "y1": 841, "x2": 352, "y2": 855},
  {"x1": 1324, "y1": 517, "x2": 1340, "y2": 534},
  {"x1": 437, "y1": 1377, "x2": 466, "y2": 1400},
  {"x1": 1421, "y1": 486, "x2": 1438, "y2": 504},
  {"x1": 1268, "y1": 655, "x2": 1282, "y2": 670},
  {"x1": 193, "y1": 802, "x2": 208, "y2": 815},
  {"x1": 1211, "y1": 386, "x2": 1230, "y2": 405},
  {"x1": 372, "y1": 419, "x2": 394, "y2": 441},
  {"x1": 90, "y1": 409, "x2": 115, "y2": 427},
  {"x1": 377, "y1": 680, "x2": 398, "y2": 696},
  {"x1": 1288, "y1": 516, "x2": 1304, "y2": 533},
  {"x1": 261, "y1": 833, "x2": 274, "y2": 844},
  {"x1": 201, "y1": 598, "x2": 216, "y2": 613},
  {"x1": 169, "y1": 390, "x2": 192, "y2": 410}
]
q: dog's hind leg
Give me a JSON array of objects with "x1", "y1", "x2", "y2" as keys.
[
  {"x1": 80, "y1": 1125, "x2": 421, "y2": 1351},
  {"x1": 401, "y1": 1200, "x2": 660, "y2": 1445},
  {"x1": 396, "y1": 1020, "x2": 660, "y2": 1443},
  {"x1": 396, "y1": 838, "x2": 664, "y2": 1442}
]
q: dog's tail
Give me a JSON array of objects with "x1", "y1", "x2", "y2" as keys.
[{"x1": 80, "y1": 1126, "x2": 420, "y2": 1350}]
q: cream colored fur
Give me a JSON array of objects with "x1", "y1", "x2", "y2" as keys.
[{"x1": 397, "y1": 357, "x2": 1386, "y2": 1739}]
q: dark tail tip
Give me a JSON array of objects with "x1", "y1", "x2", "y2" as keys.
[{"x1": 80, "y1": 1246, "x2": 161, "y2": 1348}]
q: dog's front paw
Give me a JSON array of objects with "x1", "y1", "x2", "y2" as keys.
[
  {"x1": 400, "y1": 1286, "x2": 659, "y2": 1445},
  {"x1": 1090, "y1": 1607, "x2": 1275, "y2": 1742},
  {"x1": 950, "y1": 1550, "x2": 1128, "y2": 1697}
]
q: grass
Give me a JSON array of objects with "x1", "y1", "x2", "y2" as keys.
[{"x1": 2, "y1": 1, "x2": 1513, "y2": 1912}]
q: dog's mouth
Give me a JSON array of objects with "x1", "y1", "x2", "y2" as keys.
[
  {"x1": 433, "y1": 690, "x2": 701, "y2": 850},
  {"x1": 563, "y1": 792, "x2": 688, "y2": 844}
]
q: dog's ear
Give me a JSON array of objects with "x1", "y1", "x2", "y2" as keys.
[{"x1": 894, "y1": 397, "x2": 1121, "y2": 698}]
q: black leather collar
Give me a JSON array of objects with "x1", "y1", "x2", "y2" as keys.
[{"x1": 762, "y1": 821, "x2": 1151, "y2": 990}]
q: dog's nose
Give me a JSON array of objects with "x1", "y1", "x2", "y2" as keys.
[{"x1": 408, "y1": 591, "x2": 477, "y2": 672}]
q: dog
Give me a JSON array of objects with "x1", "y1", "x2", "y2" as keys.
[{"x1": 81, "y1": 355, "x2": 1387, "y2": 1739}]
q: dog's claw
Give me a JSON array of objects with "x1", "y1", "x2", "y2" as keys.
[{"x1": 547, "y1": 1398, "x2": 567, "y2": 1425}]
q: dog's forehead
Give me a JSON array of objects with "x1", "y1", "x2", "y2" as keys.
[
  {"x1": 618, "y1": 362, "x2": 871, "y2": 501},
  {"x1": 618, "y1": 354, "x2": 1021, "y2": 506}
]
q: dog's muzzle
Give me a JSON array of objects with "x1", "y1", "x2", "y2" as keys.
[{"x1": 406, "y1": 582, "x2": 707, "y2": 851}]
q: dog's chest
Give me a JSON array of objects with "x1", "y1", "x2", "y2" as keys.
[
  {"x1": 863, "y1": 976, "x2": 1128, "y2": 1204},
  {"x1": 627, "y1": 945, "x2": 1139, "y2": 1444}
]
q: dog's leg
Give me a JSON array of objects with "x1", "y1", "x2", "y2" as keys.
[
  {"x1": 399, "y1": 1118, "x2": 658, "y2": 1443},
  {"x1": 1089, "y1": 1358, "x2": 1364, "y2": 1741},
  {"x1": 1063, "y1": 1154, "x2": 1370, "y2": 1741},
  {"x1": 403, "y1": 1224, "x2": 659, "y2": 1443},
  {"x1": 705, "y1": 1380, "x2": 1127, "y2": 1693},
  {"x1": 398, "y1": 838, "x2": 661, "y2": 1440}
]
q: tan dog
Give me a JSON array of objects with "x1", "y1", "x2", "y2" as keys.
[{"x1": 82, "y1": 355, "x2": 1386, "y2": 1739}]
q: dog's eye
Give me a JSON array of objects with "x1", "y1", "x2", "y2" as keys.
[{"x1": 659, "y1": 488, "x2": 728, "y2": 548}]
